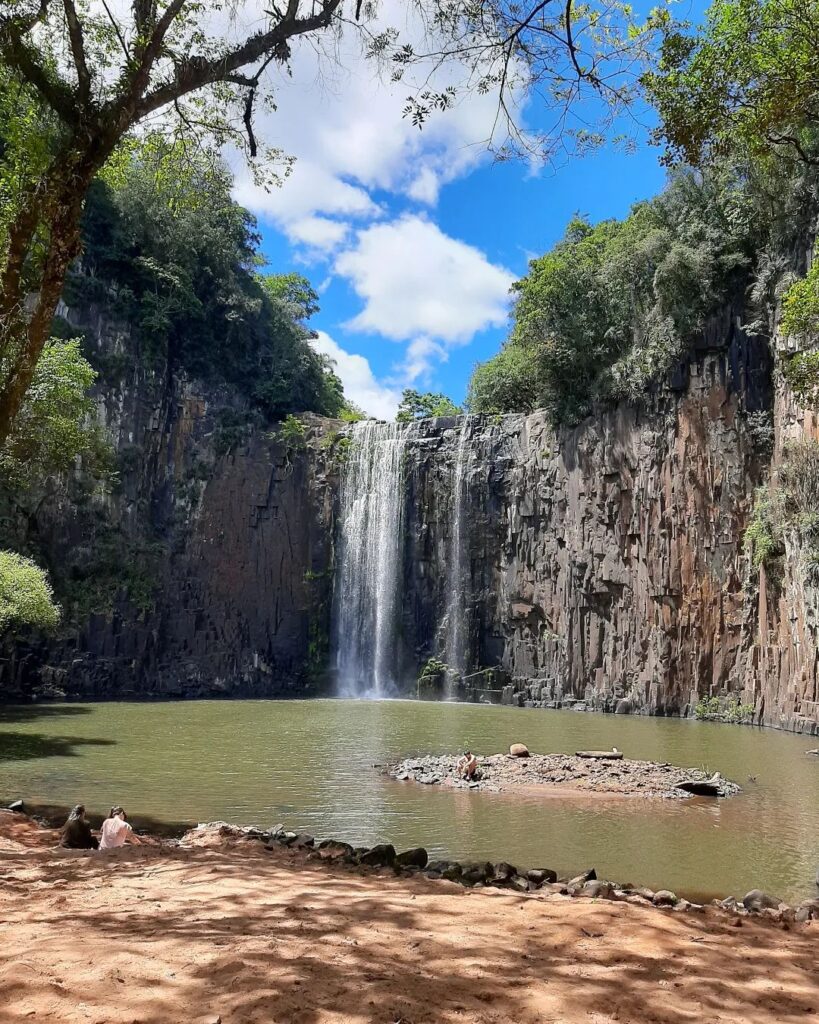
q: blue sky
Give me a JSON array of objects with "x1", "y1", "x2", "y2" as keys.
[{"x1": 233, "y1": 0, "x2": 709, "y2": 417}]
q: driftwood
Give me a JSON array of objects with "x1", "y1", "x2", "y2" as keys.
[
  {"x1": 676, "y1": 773, "x2": 724, "y2": 797},
  {"x1": 575, "y1": 748, "x2": 623, "y2": 760}
]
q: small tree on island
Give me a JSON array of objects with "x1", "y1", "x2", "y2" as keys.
[{"x1": 396, "y1": 389, "x2": 461, "y2": 422}]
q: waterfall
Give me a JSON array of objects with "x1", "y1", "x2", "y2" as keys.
[
  {"x1": 334, "y1": 420, "x2": 411, "y2": 698},
  {"x1": 445, "y1": 417, "x2": 472, "y2": 690}
]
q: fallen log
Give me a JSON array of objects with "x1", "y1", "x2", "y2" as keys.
[
  {"x1": 575, "y1": 748, "x2": 623, "y2": 760},
  {"x1": 676, "y1": 773, "x2": 724, "y2": 797}
]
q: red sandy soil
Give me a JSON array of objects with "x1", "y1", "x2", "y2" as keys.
[{"x1": 0, "y1": 811, "x2": 817, "y2": 1024}]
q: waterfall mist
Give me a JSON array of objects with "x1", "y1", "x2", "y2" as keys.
[{"x1": 333, "y1": 420, "x2": 412, "y2": 698}]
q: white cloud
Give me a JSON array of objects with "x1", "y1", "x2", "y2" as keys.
[
  {"x1": 312, "y1": 331, "x2": 402, "y2": 420},
  {"x1": 400, "y1": 337, "x2": 449, "y2": 384},
  {"x1": 335, "y1": 215, "x2": 514, "y2": 343},
  {"x1": 285, "y1": 216, "x2": 349, "y2": 251},
  {"x1": 224, "y1": 0, "x2": 507, "y2": 250}
]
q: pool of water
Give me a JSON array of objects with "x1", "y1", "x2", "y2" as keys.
[{"x1": 1, "y1": 699, "x2": 818, "y2": 903}]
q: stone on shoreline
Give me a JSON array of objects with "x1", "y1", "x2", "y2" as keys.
[
  {"x1": 509, "y1": 743, "x2": 530, "y2": 757},
  {"x1": 527, "y1": 868, "x2": 558, "y2": 885},
  {"x1": 652, "y1": 890, "x2": 678, "y2": 907},
  {"x1": 742, "y1": 890, "x2": 784, "y2": 912},
  {"x1": 358, "y1": 844, "x2": 396, "y2": 867},
  {"x1": 395, "y1": 847, "x2": 428, "y2": 869}
]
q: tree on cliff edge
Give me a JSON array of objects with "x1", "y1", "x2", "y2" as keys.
[{"x1": 0, "y1": 0, "x2": 652, "y2": 446}]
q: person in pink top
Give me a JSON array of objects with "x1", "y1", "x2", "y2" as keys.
[{"x1": 99, "y1": 807, "x2": 141, "y2": 850}]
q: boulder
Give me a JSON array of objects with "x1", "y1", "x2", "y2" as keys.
[
  {"x1": 441, "y1": 863, "x2": 465, "y2": 882},
  {"x1": 652, "y1": 890, "x2": 678, "y2": 907},
  {"x1": 7, "y1": 800, "x2": 24, "y2": 812},
  {"x1": 583, "y1": 880, "x2": 615, "y2": 899},
  {"x1": 491, "y1": 862, "x2": 517, "y2": 882},
  {"x1": 461, "y1": 861, "x2": 494, "y2": 885},
  {"x1": 795, "y1": 899, "x2": 819, "y2": 922},
  {"x1": 395, "y1": 847, "x2": 428, "y2": 869},
  {"x1": 527, "y1": 868, "x2": 558, "y2": 885},
  {"x1": 742, "y1": 889, "x2": 783, "y2": 912},
  {"x1": 358, "y1": 844, "x2": 396, "y2": 867},
  {"x1": 317, "y1": 841, "x2": 355, "y2": 860},
  {"x1": 509, "y1": 875, "x2": 531, "y2": 892},
  {"x1": 288, "y1": 833, "x2": 315, "y2": 849},
  {"x1": 568, "y1": 868, "x2": 597, "y2": 887},
  {"x1": 509, "y1": 744, "x2": 530, "y2": 757}
]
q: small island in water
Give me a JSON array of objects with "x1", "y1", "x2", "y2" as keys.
[{"x1": 389, "y1": 748, "x2": 741, "y2": 799}]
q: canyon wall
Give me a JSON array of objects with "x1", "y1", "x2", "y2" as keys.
[
  {"x1": 0, "y1": 304, "x2": 337, "y2": 701},
  {"x1": 396, "y1": 310, "x2": 818, "y2": 735},
  {"x1": 4, "y1": 302, "x2": 819, "y2": 736}
]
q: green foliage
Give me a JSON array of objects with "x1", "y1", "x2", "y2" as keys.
[
  {"x1": 419, "y1": 656, "x2": 450, "y2": 679},
  {"x1": 470, "y1": 168, "x2": 759, "y2": 421},
  {"x1": 277, "y1": 414, "x2": 307, "y2": 450},
  {"x1": 0, "y1": 550, "x2": 60, "y2": 633},
  {"x1": 339, "y1": 403, "x2": 367, "y2": 423},
  {"x1": 780, "y1": 261, "x2": 819, "y2": 342},
  {"x1": 744, "y1": 487, "x2": 784, "y2": 569},
  {"x1": 396, "y1": 389, "x2": 461, "y2": 423},
  {"x1": 782, "y1": 350, "x2": 819, "y2": 408},
  {"x1": 70, "y1": 151, "x2": 345, "y2": 422},
  {"x1": 0, "y1": 338, "x2": 103, "y2": 488},
  {"x1": 60, "y1": 531, "x2": 164, "y2": 620},
  {"x1": 694, "y1": 694, "x2": 755, "y2": 723},
  {"x1": 645, "y1": 0, "x2": 819, "y2": 168},
  {"x1": 467, "y1": 345, "x2": 542, "y2": 414}
]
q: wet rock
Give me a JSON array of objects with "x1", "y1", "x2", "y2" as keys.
[
  {"x1": 317, "y1": 840, "x2": 354, "y2": 860},
  {"x1": 461, "y1": 862, "x2": 494, "y2": 885},
  {"x1": 652, "y1": 890, "x2": 678, "y2": 907},
  {"x1": 615, "y1": 699, "x2": 633, "y2": 715},
  {"x1": 718, "y1": 896, "x2": 739, "y2": 911},
  {"x1": 795, "y1": 899, "x2": 819, "y2": 922},
  {"x1": 583, "y1": 880, "x2": 615, "y2": 899},
  {"x1": 395, "y1": 847, "x2": 428, "y2": 869},
  {"x1": 491, "y1": 862, "x2": 517, "y2": 882},
  {"x1": 742, "y1": 889, "x2": 783, "y2": 912},
  {"x1": 441, "y1": 863, "x2": 464, "y2": 882},
  {"x1": 509, "y1": 875, "x2": 531, "y2": 892},
  {"x1": 509, "y1": 744, "x2": 530, "y2": 757},
  {"x1": 568, "y1": 869, "x2": 597, "y2": 887},
  {"x1": 288, "y1": 833, "x2": 315, "y2": 849},
  {"x1": 7, "y1": 800, "x2": 24, "y2": 812},
  {"x1": 358, "y1": 844, "x2": 396, "y2": 867},
  {"x1": 527, "y1": 868, "x2": 558, "y2": 885}
]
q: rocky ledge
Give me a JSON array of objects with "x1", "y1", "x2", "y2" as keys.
[{"x1": 388, "y1": 750, "x2": 741, "y2": 799}]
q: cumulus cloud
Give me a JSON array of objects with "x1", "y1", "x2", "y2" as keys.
[
  {"x1": 312, "y1": 331, "x2": 402, "y2": 420},
  {"x1": 335, "y1": 215, "x2": 514, "y2": 343}
]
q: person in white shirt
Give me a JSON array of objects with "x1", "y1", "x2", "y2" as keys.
[{"x1": 99, "y1": 806, "x2": 141, "y2": 850}]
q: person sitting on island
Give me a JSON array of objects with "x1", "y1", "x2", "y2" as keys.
[
  {"x1": 99, "y1": 806, "x2": 141, "y2": 851},
  {"x1": 60, "y1": 805, "x2": 99, "y2": 850},
  {"x1": 458, "y1": 751, "x2": 478, "y2": 780}
]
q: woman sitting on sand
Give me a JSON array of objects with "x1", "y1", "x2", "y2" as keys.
[
  {"x1": 60, "y1": 805, "x2": 98, "y2": 850},
  {"x1": 457, "y1": 751, "x2": 478, "y2": 780},
  {"x1": 99, "y1": 807, "x2": 141, "y2": 850}
]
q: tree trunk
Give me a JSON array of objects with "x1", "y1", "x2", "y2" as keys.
[{"x1": 0, "y1": 159, "x2": 97, "y2": 447}]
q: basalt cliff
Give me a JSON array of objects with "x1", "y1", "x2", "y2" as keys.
[{"x1": 2, "y1": 301, "x2": 819, "y2": 735}]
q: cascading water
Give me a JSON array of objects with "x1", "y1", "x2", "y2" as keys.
[
  {"x1": 333, "y1": 420, "x2": 411, "y2": 698},
  {"x1": 444, "y1": 417, "x2": 472, "y2": 692}
]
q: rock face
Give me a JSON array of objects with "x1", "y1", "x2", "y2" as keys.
[
  {"x1": 380, "y1": 310, "x2": 818, "y2": 734},
  {"x1": 0, "y1": 304, "x2": 338, "y2": 701},
  {"x1": 4, "y1": 299, "x2": 819, "y2": 735}
]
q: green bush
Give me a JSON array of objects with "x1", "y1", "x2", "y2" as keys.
[
  {"x1": 467, "y1": 345, "x2": 543, "y2": 414},
  {"x1": 780, "y1": 261, "x2": 819, "y2": 341},
  {"x1": 782, "y1": 351, "x2": 819, "y2": 408},
  {"x1": 744, "y1": 487, "x2": 784, "y2": 569},
  {"x1": 277, "y1": 414, "x2": 307, "y2": 451},
  {"x1": 0, "y1": 551, "x2": 60, "y2": 632},
  {"x1": 694, "y1": 694, "x2": 755, "y2": 723},
  {"x1": 396, "y1": 389, "x2": 461, "y2": 422}
]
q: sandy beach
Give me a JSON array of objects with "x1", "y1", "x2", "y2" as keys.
[{"x1": 0, "y1": 811, "x2": 817, "y2": 1024}]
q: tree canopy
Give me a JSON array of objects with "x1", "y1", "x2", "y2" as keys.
[
  {"x1": 645, "y1": 0, "x2": 819, "y2": 169},
  {"x1": 396, "y1": 389, "x2": 461, "y2": 422}
]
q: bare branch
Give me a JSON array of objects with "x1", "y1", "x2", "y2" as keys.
[
  {"x1": 100, "y1": 0, "x2": 131, "y2": 61},
  {"x1": 137, "y1": 0, "x2": 342, "y2": 119},
  {"x1": 0, "y1": 18, "x2": 77, "y2": 122},
  {"x1": 62, "y1": 0, "x2": 92, "y2": 101}
]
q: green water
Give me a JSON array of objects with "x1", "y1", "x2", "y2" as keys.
[{"x1": 1, "y1": 699, "x2": 818, "y2": 903}]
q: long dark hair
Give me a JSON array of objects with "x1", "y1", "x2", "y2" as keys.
[
  {"x1": 107, "y1": 806, "x2": 126, "y2": 820},
  {"x1": 67, "y1": 805, "x2": 85, "y2": 821}
]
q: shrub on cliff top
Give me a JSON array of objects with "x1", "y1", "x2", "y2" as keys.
[{"x1": 0, "y1": 551, "x2": 60, "y2": 633}]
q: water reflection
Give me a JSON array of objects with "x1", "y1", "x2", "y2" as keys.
[{"x1": 1, "y1": 698, "x2": 817, "y2": 902}]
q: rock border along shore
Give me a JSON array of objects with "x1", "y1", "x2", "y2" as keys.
[{"x1": 224, "y1": 821, "x2": 819, "y2": 924}]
